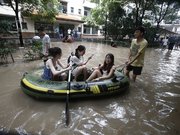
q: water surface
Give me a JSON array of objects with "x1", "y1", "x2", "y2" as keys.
[{"x1": 0, "y1": 42, "x2": 179, "y2": 135}]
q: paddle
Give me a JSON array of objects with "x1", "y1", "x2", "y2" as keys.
[
  {"x1": 65, "y1": 65, "x2": 72, "y2": 126},
  {"x1": 114, "y1": 63, "x2": 127, "y2": 73}
]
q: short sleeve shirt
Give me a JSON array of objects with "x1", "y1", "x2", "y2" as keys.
[
  {"x1": 42, "y1": 34, "x2": 51, "y2": 55},
  {"x1": 70, "y1": 56, "x2": 84, "y2": 67},
  {"x1": 130, "y1": 38, "x2": 148, "y2": 67}
]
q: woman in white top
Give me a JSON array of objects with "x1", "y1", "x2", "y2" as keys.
[
  {"x1": 70, "y1": 45, "x2": 93, "y2": 81},
  {"x1": 86, "y1": 53, "x2": 116, "y2": 82}
]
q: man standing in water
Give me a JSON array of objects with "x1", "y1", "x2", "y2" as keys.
[
  {"x1": 125, "y1": 26, "x2": 148, "y2": 82},
  {"x1": 38, "y1": 26, "x2": 51, "y2": 63}
]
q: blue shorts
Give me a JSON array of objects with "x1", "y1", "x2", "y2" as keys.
[{"x1": 126, "y1": 65, "x2": 143, "y2": 75}]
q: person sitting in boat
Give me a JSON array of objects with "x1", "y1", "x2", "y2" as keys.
[
  {"x1": 69, "y1": 45, "x2": 93, "y2": 81},
  {"x1": 86, "y1": 53, "x2": 116, "y2": 82},
  {"x1": 62, "y1": 35, "x2": 73, "y2": 43},
  {"x1": 42, "y1": 47, "x2": 71, "y2": 81}
]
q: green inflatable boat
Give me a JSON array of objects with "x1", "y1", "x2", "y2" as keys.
[{"x1": 20, "y1": 68, "x2": 129, "y2": 100}]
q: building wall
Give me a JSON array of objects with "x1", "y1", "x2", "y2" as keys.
[
  {"x1": 21, "y1": 17, "x2": 35, "y2": 38},
  {"x1": 0, "y1": 0, "x2": 101, "y2": 39}
]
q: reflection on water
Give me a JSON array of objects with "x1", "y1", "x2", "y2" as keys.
[
  {"x1": 0, "y1": 42, "x2": 180, "y2": 135},
  {"x1": 152, "y1": 50, "x2": 180, "y2": 84},
  {"x1": 105, "y1": 102, "x2": 126, "y2": 119}
]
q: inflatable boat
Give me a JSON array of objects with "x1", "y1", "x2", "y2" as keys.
[{"x1": 20, "y1": 68, "x2": 129, "y2": 100}]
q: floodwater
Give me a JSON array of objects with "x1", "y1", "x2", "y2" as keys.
[{"x1": 0, "y1": 41, "x2": 179, "y2": 135}]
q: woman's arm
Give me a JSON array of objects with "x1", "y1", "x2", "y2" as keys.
[
  {"x1": 92, "y1": 64, "x2": 102, "y2": 70},
  {"x1": 82, "y1": 54, "x2": 94, "y2": 65},
  {"x1": 95, "y1": 66, "x2": 115, "y2": 81},
  {"x1": 48, "y1": 60, "x2": 70, "y2": 76},
  {"x1": 57, "y1": 59, "x2": 69, "y2": 69}
]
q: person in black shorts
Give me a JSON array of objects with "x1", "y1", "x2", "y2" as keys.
[{"x1": 125, "y1": 26, "x2": 148, "y2": 82}]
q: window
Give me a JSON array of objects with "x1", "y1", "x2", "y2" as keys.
[
  {"x1": 35, "y1": 22, "x2": 54, "y2": 37},
  {"x1": 83, "y1": 25, "x2": 90, "y2": 34},
  {"x1": 92, "y1": 27, "x2": 98, "y2": 34},
  {"x1": 84, "y1": 7, "x2": 91, "y2": 16},
  {"x1": 22, "y1": 22, "x2": 28, "y2": 29},
  {"x1": 78, "y1": 27, "x2": 81, "y2": 32},
  {"x1": 0, "y1": 16, "x2": 17, "y2": 31},
  {"x1": 59, "y1": 5, "x2": 67, "y2": 14},
  {"x1": 78, "y1": 9, "x2": 81, "y2": 15},
  {"x1": 84, "y1": 11, "x2": 88, "y2": 16},
  {"x1": 59, "y1": 2, "x2": 67, "y2": 14},
  {"x1": 71, "y1": 7, "x2": 74, "y2": 13}
]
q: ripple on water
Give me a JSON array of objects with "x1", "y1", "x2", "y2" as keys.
[
  {"x1": 105, "y1": 102, "x2": 126, "y2": 119},
  {"x1": 142, "y1": 119, "x2": 169, "y2": 134},
  {"x1": 151, "y1": 50, "x2": 180, "y2": 84},
  {"x1": 0, "y1": 44, "x2": 180, "y2": 135},
  {"x1": 53, "y1": 107, "x2": 118, "y2": 135}
]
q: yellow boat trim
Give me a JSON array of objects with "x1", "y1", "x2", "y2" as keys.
[
  {"x1": 22, "y1": 78, "x2": 86, "y2": 93},
  {"x1": 53, "y1": 89, "x2": 86, "y2": 93},
  {"x1": 91, "y1": 85, "x2": 100, "y2": 94},
  {"x1": 23, "y1": 78, "x2": 48, "y2": 92}
]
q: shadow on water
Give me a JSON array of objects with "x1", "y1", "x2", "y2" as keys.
[{"x1": 0, "y1": 42, "x2": 180, "y2": 135}]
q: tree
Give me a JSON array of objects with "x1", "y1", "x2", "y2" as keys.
[
  {"x1": 1, "y1": 0, "x2": 59, "y2": 47},
  {"x1": 107, "y1": 1, "x2": 126, "y2": 39},
  {"x1": 86, "y1": 0, "x2": 127, "y2": 39},
  {"x1": 151, "y1": 0, "x2": 180, "y2": 29},
  {"x1": 22, "y1": 0, "x2": 60, "y2": 23},
  {"x1": 123, "y1": 0, "x2": 154, "y2": 27}
]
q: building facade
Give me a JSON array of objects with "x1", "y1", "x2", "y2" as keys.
[{"x1": 0, "y1": 0, "x2": 102, "y2": 40}]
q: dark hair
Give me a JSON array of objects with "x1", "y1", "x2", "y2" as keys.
[
  {"x1": 101, "y1": 53, "x2": 114, "y2": 74},
  {"x1": 37, "y1": 26, "x2": 45, "y2": 32},
  {"x1": 136, "y1": 26, "x2": 145, "y2": 35},
  {"x1": 75, "y1": 45, "x2": 86, "y2": 59},
  {"x1": 48, "y1": 47, "x2": 62, "y2": 57}
]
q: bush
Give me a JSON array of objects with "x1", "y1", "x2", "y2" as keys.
[
  {"x1": 23, "y1": 40, "x2": 43, "y2": 61},
  {"x1": 0, "y1": 20, "x2": 15, "y2": 64}
]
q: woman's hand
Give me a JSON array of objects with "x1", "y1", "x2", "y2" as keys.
[
  {"x1": 93, "y1": 77, "x2": 102, "y2": 81},
  {"x1": 93, "y1": 78, "x2": 99, "y2": 81},
  {"x1": 67, "y1": 66, "x2": 72, "y2": 71},
  {"x1": 66, "y1": 63, "x2": 70, "y2": 68},
  {"x1": 91, "y1": 66, "x2": 100, "y2": 71},
  {"x1": 88, "y1": 54, "x2": 94, "y2": 60}
]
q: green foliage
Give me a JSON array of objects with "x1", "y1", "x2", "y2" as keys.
[
  {"x1": 23, "y1": 41, "x2": 43, "y2": 61},
  {"x1": 0, "y1": 20, "x2": 15, "y2": 64},
  {"x1": 107, "y1": 2, "x2": 126, "y2": 39},
  {"x1": 91, "y1": 8, "x2": 106, "y2": 25},
  {"x1": 0, "y1": 20, "x2": 12, "y2": 34},
  {"x1": 90, "y1": 0, "x2": 179, "y2": 46},
  {"x1": 90, "y1": 0, "x2": 100, "y2": 4},
  {"x1": 20, "y1": 0, "x2": 60, "y2": 23},
  {"x1": 0, "y1": 44, "x2": 15, "y2": 64}
]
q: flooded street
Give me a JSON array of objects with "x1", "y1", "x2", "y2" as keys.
[{"x1": 0, "y1": 41, "x2": 180, "y2": 135}]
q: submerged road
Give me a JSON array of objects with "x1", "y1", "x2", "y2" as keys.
[{"x1": 0, "y1": 41, "x2": 179, "y2": 135}]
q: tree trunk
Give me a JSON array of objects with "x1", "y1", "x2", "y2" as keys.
[
  {"x1": 15, "y1": 1, "x2": 24, "y2": 47},
  {"x1": 135, "y1": 8, "x2": 139, "y2": 27},
  {"x1": 156, "y1": 22, "x2": 160, "y2": 34},
  {"x1": 104, "y1": 13, "x2": 108, "y2": 40},
  {"x1": 15, "y1": 13, "x2": 24, "y2": 47}
]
